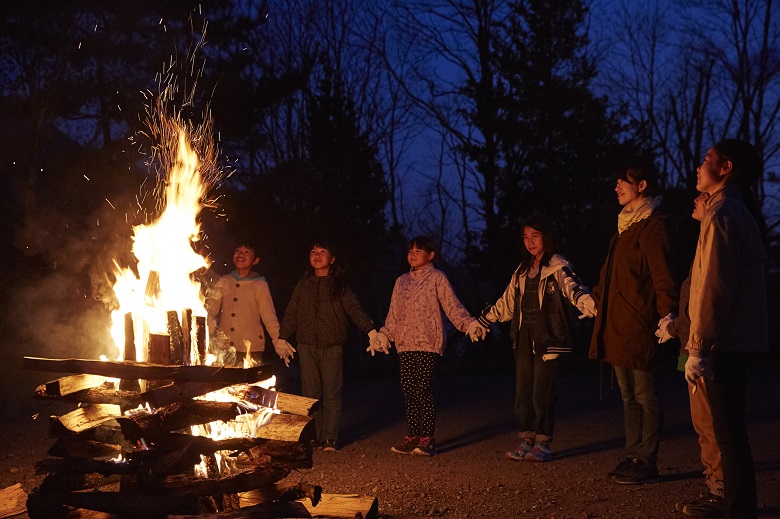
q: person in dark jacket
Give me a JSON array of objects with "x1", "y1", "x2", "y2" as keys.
[
  {"x1": 279, "y1": 240, "x2": 379, "y2": 452},
  {"x1": 589, "y1": 163, "x2": 678, "y2": 485}
]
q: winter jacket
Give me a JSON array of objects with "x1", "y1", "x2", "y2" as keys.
[
  {"x1": 380, "y1": 263, "x2": 475, "y2": 355},
  {"x1": 478, "y1": 254, "x2": 590, "y2": 354},
  {"x1": 667, "y1": 271, "x2": 691, "y2": 350},
  {"x1": 687, "y1": 184, "x2": 768, "y2": 355},
  {"x1": 279, "y1": 275, "x2": 375, "y2": 348},
  {"x1": 589, "y1": 211, "x2": 678, "y2": 370},
  {"x1": 205, "y1": 271, "x2": 283, "y2": 353}
]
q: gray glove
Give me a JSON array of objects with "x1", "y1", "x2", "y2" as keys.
[{"x1": 655, "y1": 313, "x2": 675, "y2": 344}]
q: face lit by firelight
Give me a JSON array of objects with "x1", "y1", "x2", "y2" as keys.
[
  {"x1": 310, "y1": 246, "x2": 335, "y2": 275},
  {"x1": 523, "y1": 226, "x2": 545, "y2": 261},
  {"x1": 233, "y1": 246, "x2": 259, "y2": 271},
  {"x1": 692, "y1": 192, "x2": 710, "y2": 222},
  {"x1": 407, "y1": 245, "x2": 435, "y2": 270}
]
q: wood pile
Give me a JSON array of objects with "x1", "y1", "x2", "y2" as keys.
[{"x1": 21, "y1": 355, "x2": 341, "y2": 518}]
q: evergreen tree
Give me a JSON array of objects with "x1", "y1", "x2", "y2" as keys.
[{"x1": 492, "y1": 0, "x2": 637, "y2": 282}]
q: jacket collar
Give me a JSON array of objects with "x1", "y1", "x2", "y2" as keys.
[
  {"x1": 230, "y1": 270, "x2": 262, "y2": 282},
  {"x1": 705, "y1": 183, "x2": 739, "y2": 209},
  {"x1": 409, "y1": 262, "x2": 435, "y2": 279}
]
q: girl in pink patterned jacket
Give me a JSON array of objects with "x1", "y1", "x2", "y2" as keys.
[{"x1": 372, "y1": 236, "x2": 484, "y2": 456}]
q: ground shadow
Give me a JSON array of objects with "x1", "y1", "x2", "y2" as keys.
[{"x1": 436, "y1": 419, "x2": 516, "y2": 454}]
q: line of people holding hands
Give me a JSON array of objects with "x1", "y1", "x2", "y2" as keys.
[{"x1": 206, "y1": 138, "x2": 767, "y2": 519}]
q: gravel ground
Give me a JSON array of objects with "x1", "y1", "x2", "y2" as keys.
[{"x1": 1, "y1": 359, "x2": 779, "y2": 518}]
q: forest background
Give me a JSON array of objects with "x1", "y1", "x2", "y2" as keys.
[{"x1": 1, "y1": 0, "x2": 778, "y2": 414}]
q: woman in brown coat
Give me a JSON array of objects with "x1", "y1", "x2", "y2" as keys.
[{"x1": 589, "y1": 163, "x2": 678, "y2": 485}]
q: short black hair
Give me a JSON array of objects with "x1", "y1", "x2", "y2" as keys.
[{"x1": 408, "y1": 236, "x2": 438, "y2": 257}]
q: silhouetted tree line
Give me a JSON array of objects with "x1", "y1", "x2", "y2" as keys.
[{"x1": 0, "y1": 0, "x2": 776, "y2": 384}]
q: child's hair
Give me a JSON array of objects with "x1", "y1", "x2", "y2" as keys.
[
  {"x1": 615, "y1": 161, "x2": 658, "y2": 197},
  {"x1": 408, "y1": 236, "x2": 439, "y2": 258},
  {"x1": 712, "y1": 138, "x2": 767, "y2": 244},
  {"x1": 305, "y1": 238, "x2": 346, "y2": 301},
  {"x1": 234, "y1": 238, "x2": 258, "y2": 257},
  {"x1": 516, "y1": 214, "x2": 557, "y2": 278}
]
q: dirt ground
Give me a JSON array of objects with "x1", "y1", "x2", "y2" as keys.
[{"x1": 1, "y1": 359, "x2": 779, "y2": 519}]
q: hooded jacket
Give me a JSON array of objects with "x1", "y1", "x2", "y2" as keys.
[{"x1": 478, "y1": 254, "x2": 590, "y2": 354}]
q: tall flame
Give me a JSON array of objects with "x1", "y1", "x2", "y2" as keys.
[{"x1": 109, "y1": 127, "x2": 209, "y2": 361}]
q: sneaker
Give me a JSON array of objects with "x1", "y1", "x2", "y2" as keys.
[
  {"x1": 524, "y1": 441, "x2": 552, "y2": 462},
  {"x1": 390, "y1": 435, "x2": 419, "y2": 454},
  {"x1": 682, "y1": 494, "x2": 725, "y2": 518},
  {"x1": 413, "y1": 436, "x2": 436, "y2": 456},
  {"x1": 322, "y1": 439, "x2": 338, "y2": 453},
  {"x1": 608, "y1": 458, "x2": 634, "y2": 477},
  {"x1": 610, "y1": 459, "x2": 660, "y2": 485},
  {"x1": 505, "y1": 439, "x2": 534, "y2": 461}
]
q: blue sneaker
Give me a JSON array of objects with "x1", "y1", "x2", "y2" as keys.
[{"x1": 505, "y1": 439, "x2": 534, "y2": 461}]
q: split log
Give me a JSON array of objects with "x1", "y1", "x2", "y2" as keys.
[
  {"x1": 227, "y1": 385, "x2": 318, "y2": 417},
  {"x1": 44, "y1": 374, "x2": 106, "y2": 397},
  {"x1": 47, "y1": 438, "x2": 120, "y2": 459},
  {"x1": 116, "y1": 401, "x2": 247, "y2": 441},
  {"x1": 35, "y1": 457, "x2": 144, "y2": 477},
  {"x1": 229, "y1": 412, "x2": 313, "y2": 442},
  {"x1": 194, "y1": 316, "x2": 207, "y2": 364},
  {"x1": 145, "y1": 270, "x2": 161, "y2": 300},
  {"x1": 141, "y1": 381, "x2": 234, "y2": 408},
  {"x1": 0, "y1": 483, "x2": 26, "y2": 519},
  {"x1": 23, "y1": 357, "x2": 273, "y2": 384},
  {"x1": 34, "y1": 383, "x2": 143, "y2": 408},
  {"x1": 182, "y1": 309, "x2": 193, "y2": 365},
  {"x1": 164, "y1": 464, "x2": 290, "y2": 496},
  {"x1": 146, "y1": 334, "x2": 172, "y2": 390},
  {"x1": 119, "y1": 312, "x2": 141, "y2": 392},
  {"x1": 238, "y1": 492, "x2": 379, "y2": 519},
  {"x1": 239, "y1": 482, "x2": 321, "y2": 507},
  {"x1": 168, "y1": 312, "x2": 186, "y2": 365},
  {"x1": 49, "y1": 404, "x2": 121, "y2": 435},
  {"x1": 38, "y1": 472, "x2": 120, "y2": 494}
]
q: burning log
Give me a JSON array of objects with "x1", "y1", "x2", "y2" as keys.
[
  {"x1": 43, "y1": 374, "x2": 106, "y2": 397},
  {"x1": 23, "y1": 356, "x2": 273, "y2": 384},
  {"x1": 119, "y1": 312, "x2": 141, "y2": 392},
  {"x1": 147, "y1": 333, "x2": 172, "y2": 391},
  {"x1": 35, "y1": 381, "x2": 143, "y2": 408},
  {"x1": 195, "y1": 315, "x2": 207, "y2": 364},
  {"x1": 145, "y1": 270, "x2": 161, "y2": 300},
  {"x1": 169, "y1": 311, "x2": 186, "y2": 365},
  {"x1": 116, "y1": 401, "x2": 246, "y2": 441},
  {"x1": 49, "y1": 404, "x2": 121, "y2": 435},
  {"x1": 227, "y1": 385, "x2": 318, "y2": 417},
  {"x1": 142, "y1": 381, "x2": 234, "y2": 407},
  {"x1": 47, "y1": 438, "x2": 121, "y2": 459}
]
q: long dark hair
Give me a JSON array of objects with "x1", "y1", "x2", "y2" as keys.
[
  {"x1": 516, "y1": 214, "x2": 557, "y2": 278},
  {"x1": 305, "y1": 239, "x2": 346, "y2": 301},
  {"x1": 712, "y1": 139, "x2": 768, "y2": 244},
  {"x1": 615, "y1": 161, "x2": 658, "y2": 197}
]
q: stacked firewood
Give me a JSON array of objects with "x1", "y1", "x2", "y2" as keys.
[{"x1": 23, "y1": 356, "x2": 323, "y2": 518}]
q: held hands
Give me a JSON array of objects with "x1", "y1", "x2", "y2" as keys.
[
  {"x1": 684, "y1": 353, "x2": 714, "y2": 387},
  {"x1": 366, "y1": 330, "x2": 391, "y2": 356},
  {"x1": 655, "y1": 313, "x2": 675, "y2": 344},
  {"x1": 273, "y1": 339, "x2": 296, "y2": 367},
  {"x1": 576, "y1": 294, "x2": 597, "y2": 319},
  {"x1": 466, "y1": 320, "x2": 488, "y2": 342}
]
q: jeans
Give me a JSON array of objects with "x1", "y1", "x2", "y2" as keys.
[
  {"x1": 514, "y1": 341, "x2": 560, "y2": 443},
  {"x1": 704, "y1": 352, "x2": 757, "y2": 519},
  {"x1": 298, "y1": 343, "x2": 343, "y2": 442},
  {"x1": 613, "y1": 366, "x2": 662, "y2": 465}
]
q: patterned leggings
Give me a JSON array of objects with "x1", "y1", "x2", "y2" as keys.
[{"x1": 399, "y1": 351, "x2": 438, "y2": 438}]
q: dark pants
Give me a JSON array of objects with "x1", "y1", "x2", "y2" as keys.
[
  {"x1": 704, "y1": 352, "x2": 757, "y2": 519},
  {"x1": 514, "y1": 342, "x2": 560, "y2": 443},
  {"x1": 298, "y1": 344, "x2": 343, "y2": 442},
  {"x1": 399, "y1": 351, "x2": 438, "y2": 438},
  {"x1": 613, "y1": 366, "x2": 663, "y2": 465}
]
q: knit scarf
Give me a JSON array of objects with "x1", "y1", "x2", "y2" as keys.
[{"x1": 617, "y1": 196, "x2": 662, "y2": 235}]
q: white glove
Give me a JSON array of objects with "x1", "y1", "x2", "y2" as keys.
[
  {"x1": 655, "y1": 313, "x2": 675, "y2": 344},
  {"x1": 466, "y1": 320, "x2": 488, "y2": 342},
  {"x1": 366, "y1": 330, "x2": 382, "y2": 357},
  {"x1": 684, "y1": 353, "x2": 714, "y2": 387},
  {"x1": 576, "y1": 294, "x2": 597, "y2": 319},
  {"x1": 273, "y1": 339, "x2": 296, "y2": 367}
]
